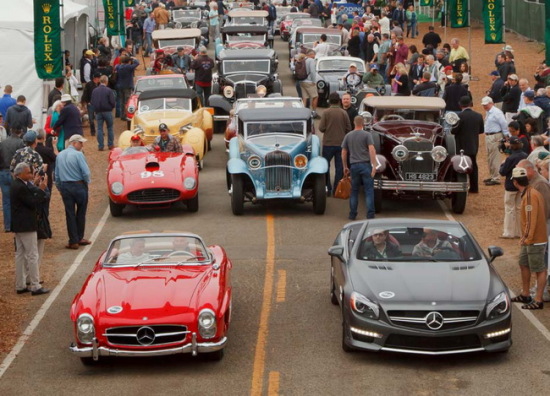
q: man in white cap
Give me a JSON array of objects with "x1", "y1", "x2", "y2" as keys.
[
  {"x1": 481, "y1": 96, "x2": 509, "y2": 186},
  {"x1": 55, "y1": 134, "x2": 91, "y2": 250},
  {"x1": 52, "y1": 94, "x2": 83, "y2": 147}
]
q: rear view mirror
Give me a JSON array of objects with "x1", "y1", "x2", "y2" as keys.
[
  {"x1": 488, "y1": 246, "x2": 504, "y2": 263},
  {"x1": 328, "y1": 245, "x2": 344, "y2": 260}
]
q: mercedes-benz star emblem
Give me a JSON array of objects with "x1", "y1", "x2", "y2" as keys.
[
  {"x1": 136, "y1": 326, "x2": 156, "y2": 346},
  {"x1": 425, "y1": 311, "x2": 444, "y2": 330}
]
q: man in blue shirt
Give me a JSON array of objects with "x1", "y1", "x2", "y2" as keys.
[
  {"x1": 481, "y1": 96, "x2": 510, "y2": 186},
  {"x1": 115, "y1": 56, "x2": 140, "y2": 121},
  {"x1": 55, "y1": 134, "x2": 91, "y2": 249},
  {"x1": 0, "y1": 85, "x2": 17, "y2": 123},
  {"x1": 142, "y1": 13, "x2": 156, "y2": 56}
]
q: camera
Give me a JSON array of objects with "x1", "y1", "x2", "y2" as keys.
[
  {"x1": 38, "y1": 168, "x2": 45, "y2": 177},
  {"x1": 498, "y1": 138, "x2": 508, "y2": 154}
]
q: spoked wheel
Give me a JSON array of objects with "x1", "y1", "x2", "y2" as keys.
[{"x1": 231, "y1": 174, "x2": 244, "y2": 215}]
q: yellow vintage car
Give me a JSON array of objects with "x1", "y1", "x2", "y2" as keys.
[{"x1": 119, "y1": 88, "x2": 213, "y2": 167}]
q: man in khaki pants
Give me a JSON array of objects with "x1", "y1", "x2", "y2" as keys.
[{"x1": 481, "y1": 96, "x2": 509, "y2": 186}]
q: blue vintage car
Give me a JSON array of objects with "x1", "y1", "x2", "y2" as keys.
[{"x1": 227, "y1": 101, "x2": 328, "y2": 215}]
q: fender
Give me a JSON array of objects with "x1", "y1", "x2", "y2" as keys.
[
  {"x1": 451, "y1": 154, "x2": 473, "y2": 174},
  {"x1": 118, "y1": 130, "x2": 134, "y2": 149},
  {"x1": 228, "y1": 137, "x2": 241, "y2": 160},
  {"x1": 183, "y1": 127, "x2": 206, "y2": 160},
  {"x1": 201, "y1": 109, "x2": 214, "y2": 141},
  {"x1": 375, "y1": 154, "x2": 387, "y2": 173},
  {"x1": 208, "y1": 94, "x2": 233, "y2": 114},
  {"x1": 310, "y1": 134, "x2": 321, "y2": 158},
  {"x1": 303, "y1": 156, "x2": 328, "y2": 176},
  {"x1": 227, "y1": 157, "x2": 250, "y2": 176}
]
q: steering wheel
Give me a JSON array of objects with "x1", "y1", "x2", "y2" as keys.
[
  {"x1": 345, "y1": 72, "x2": 362, "y2": 88},
  {"x1": 166, "y1": 250, "x2": 197, "y2": 258},
  {"x1": 381, "y1": 114, "x2": 405, "y2": 121}
]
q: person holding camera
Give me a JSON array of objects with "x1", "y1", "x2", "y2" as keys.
[
  {"x1": 481, "y1": 96, "x2": 509, "y2": 186},
  {"x1": 499, "y1": 136, "x2": 528, "y2": 239}
]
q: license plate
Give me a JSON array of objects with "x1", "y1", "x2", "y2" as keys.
[{"x1": 405, "y1": 173, "x2": 436, "y2": 181}]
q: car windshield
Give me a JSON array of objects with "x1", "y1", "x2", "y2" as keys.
[
  {"x1": 374, "y1": 108, "x2": 441, "y2": 122},
  {"x1": 105, "y1": 235, "x2": 209, "y2": 267},
  {"x1": 139, "y1": 97, "x2": 192, "y2": 112},
  {"x1": 300, "y1": 33, "x2": 341, "y2": 45},
  {"x1": 135, "y1": 77, "x2": 188, "y2": 94},
  {"x1": 231, "y1": 16, "x2": 266, "y2": 25},
  {"x1": 121, "y1": 147, "x2": 149, "y2": 156},
  {"x1": 223, "y1": 59, "x2": 270, "y2": 74},
  {"x1": 293, "y1": 19, "x2": 322, "y2": 29},
  {"x1": 226, "y1": 33, "x2": 266, "y2": 43},
  {"x1": 172, "y1": 9, "x2": 201, "y2": 19},
  {"x1": 158, "y1": 38, "x2": 196, "y2": 48},
  {"x1": 318, "y1": 59, "x2": 365, "y2": 73},
  {"x1": 356, "y1": 223, "x2": 482, "y2": 262},
  {"x1": 245, "y1": 121, "x2": 306, "y2": 137}
]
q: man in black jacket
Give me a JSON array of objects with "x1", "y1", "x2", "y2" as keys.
[
  {"x1": 47, "y1": 78, "x2": 65, "y2": 109},
  {"x1": 487, "y1": 70, "x2": 504, "y2": 109},
  {"x1": 81, "y1": 72, "x2": 100, "y2": 136},
  {"x1": 191, "y1": 47, "x2": 215, "y2": 107},
  {"x1": 11, "y1": 162, "x2": 49, "y2": 295},
  {"x1": 0, "y1": 129, "x2": 24, "y2": 232},
  {"x1": 500, "y1": 73, "x2": 521, "y2": 117},
  {"x1": 451, "y1": 96, "x2": 484, "y2": 193},
  {"x1": 421, "y1": 26, "x2": 441, "y2": 52},
  {"x1": 91, "y1": 75, "x2": 116, "y2": 151},
  {"x1": 52, "y1": 94, "x2": 83, "y2": 145},
  {"x1": 4, "y1": 96, "x2": 33, "y2": 135}
]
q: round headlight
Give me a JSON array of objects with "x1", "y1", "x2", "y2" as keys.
[
  {"x1": 111, "y1": 182, "x2": 124, "y2": 195},
  {"x1": 248, "y1": 155, "x2": 261, "y2": 169},
  {"x1": 127, "y1": 105, "x2": 136, "y2": 114},
  {"x1": 294, "y1": 154, "x2": 308, "y2": 169},
  {"x1": 444, "y1": 111, "x2": 460, "y2": 126},
  {"x1": 77, "y1": 314, "x2": 95, "y2": 344},
  {"x1": 391, "y1": 145, "x2": 409, "y2": 162},
  {"x1": 184, "y1": 177, "x2": 196, "y2": 190},
  {"x1": 198, "y1": 309, "x2": 217, "y2": 339},
  {"x1": 317, "y1": 81, "x2": 325, "y2": 89},
  {"x1": 223, "y1": 86, "x2": 234, "y2": 98},
  {"x1": 360, "y1": 111, "x2": 373, "y2": 126},
  {"x1": 431, "y1": 145, "x2": 448, "y2": 163}
]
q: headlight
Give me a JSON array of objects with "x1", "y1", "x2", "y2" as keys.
[
  {"x1": 444, "y1": 111, "x2": 460, "y2": 126},
  {"x1": 350, "y1": 292, "x2": 379, "y2": 319},
  {"x1": 111, "y1": 182, "x2": 123, "y2": 195},
  {"x1": 76, "y1": 314, "x2": 95, "y2": 344},
  {"x1": 198, "y1": 309, "x2": 217, "y2": 339},
  {"x1": 223, "y1": 86, "x2": 234, "y2": 99},
  {"x1": 179, "y1": 123, "x2": 193, "y2": 133},
  {"x1": 248, "y1": 155, "x2": 261, "y2": 169},
  {"x1": 127, "y1": 105, "x2": 136, "y2": 114},
  {"x1": 317, "y1": 80, "x2": 325, "y2": 89},
  {"x1": 294, "y1": 154, "x2": 307, "y2": 169},
  {"x1": 431, "y1": 145, "x2": 448, "y2": 163},
  {"x1": 486, "y1": 292, "x2": 509, "y2": 320},
  {"x1": 391, "y1": 145, "x2": 409, "y2": 162},
  {"x1": 184, "y1": 177, "x2": 196, "y2": 190}
]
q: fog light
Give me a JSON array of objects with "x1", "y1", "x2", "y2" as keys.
[
  {"x1": 350, "y1": 326, "x2": 382, "y2": 339},
  {"x1": 484, "y1": 328, "x2": 511, "y2": 339}
]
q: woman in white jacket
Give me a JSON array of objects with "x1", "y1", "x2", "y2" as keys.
[{"x1": 64, "y1": 65, "x2": 79, "y2": 102}]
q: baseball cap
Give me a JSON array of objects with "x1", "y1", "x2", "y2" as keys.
[
  {"x1": 489, "y1": 71, "x2": 500, "y2": 77},
  {"x1": 370, "y1": 64, "x2": 378, "y2": 70},
  {"x1": 61, "y1": 93, "x2": 72, "y2": 102},
  {"x1": 502, "y1": 45, "x2": 514, "y2": 52},
  {"x1": 524, "y1": 90, "x2": 535, "y2": 99},
  {"x1": 130, "y1": 134, "x2": 142, "y2": 141},
  {"x1": 509, "y1": 136, "x2": 520, "y2": 145},
  {"x1": 481, "y1": 96, "x2": 493, "y2": 105},
  {"x1": 510, "y1": 167, "x2": 527, "y2": 179},
  {"x1": 68, "y1": 134, "x2": 87, "y2": 143},
  {"x1": 507, "y1": 74, "x2": 518, "y2": 81},
  {"x1": 159, "y1": 123, "x2": 169, "y2": 131},
  {"x1": 22, "y1": 130, "x2": 37, "y2": 143},
  {"x1": 85, "y1": 50, "x2": 95, "y2": 56}
]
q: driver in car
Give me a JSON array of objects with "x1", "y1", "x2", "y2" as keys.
[
  {"x1": 412, "y1": 228, "x2": 453, "y2": 257},
  {"x1": 361, "y1": 229, "x2": 401, "y2": 259},
  {"x1": 123, "y1": 135, "x2": 145, "y2": 154},
  {"x1": 171, "y1": 236, "x2": 206, "y2": 261},
  {"x1": 117, "y1": 238, "x2": 150, "y2": 264},
  {"x1": 148, "y1": 123, "x2": 183, "y2": 153},
  {"x1": 153, "y1": 49, "x2": 175, "y2": 74},
  {"x1": 362, "y1": 64, "x2": 385, "y2": 89},
  {"x1": 342, "y1": 63, "x2": 362, "y2": 88}
]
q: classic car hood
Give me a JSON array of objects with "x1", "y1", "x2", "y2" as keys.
[
  {"x1": 374, "y1": 121, "x2": 441, "y2": 141},
  {"x1": 110, "y1": 152, "x2": 185, "y2": 189},
  {"x1": 245, "y1": 135, "x2": 306, "y2": 154},
  {"x1": 227, "y1": 42, "x2": 264, "y2": 49},
  {"x1": 136, "y1": 111, "x2": 193, "y2": 131},
  {"x1": 225, "y1": 73, "x2": 269, "y2": 84},
  {"x1": 350, "y1": 260, "x2": 490, "y2": 307},
  {"x1": 317, "y1": 72, "x2": 344, "y2": 83},
  {"x1": 98, "y1": 267, "x2": 210, "y2": 320}
]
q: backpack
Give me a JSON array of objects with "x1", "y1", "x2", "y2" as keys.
[{"x1": 294, "y1": 59, "x2": 308, "y2": 81}]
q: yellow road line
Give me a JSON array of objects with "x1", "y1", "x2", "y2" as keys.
[
  {"x1": 251, "y1": 215, "x2": 276, "y2": 396},
  {"x1": 276, "y1": 270, "x2": 286, "y2": 303},
  {"x1": 267, "y1": 371, "x2": 280, "y2": 395}
]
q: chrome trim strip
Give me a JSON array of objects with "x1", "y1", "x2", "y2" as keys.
[
  {"x1": 380, "y1": 347, "x2": 485, "y2": 356},
  {"x1": 213, "y1": 115, "x2": 230, "y2": 121},
  {"x1": 104, "y1": 331, "x2": 190, "y2": 338},
  {"x1": 375, "y1": 180, "x2": 468, "y2": 192},
  {"x1": 390, "y1": 316, "x2": 478, "y2": 324}
]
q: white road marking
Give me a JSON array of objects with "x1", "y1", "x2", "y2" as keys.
[
  {"x1": 439, "y1": 200, "x2": 550, "y2": 343},
  {"x1": 0, "y1": 207, "x2": 110, "y2": 379}
]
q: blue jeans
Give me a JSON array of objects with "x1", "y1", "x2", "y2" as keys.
[
  {"x1": 145, "y1": 32, "x2": 153, "y2": 55},
  {"x1": 349, "y1": 162, "x2": 375, "y2": 220},
  {"x1": 96, "y1": 111, "x2": 114, "y2": 149},
  {"x1": 0, "y1": 170, "x2": 12, "y2": 231},
  {"x1": 195, "y1": 84, "x2": 211, "y2": 107},
  {"x1": 322, "y1": 145, "x2": 343, "y2": 194},
  {"x1": 87, "y1": 104, "x2": 96, "y2": 135},
  {"x1": 58, "y1": 182, "x2": 88, "y2": 245}
]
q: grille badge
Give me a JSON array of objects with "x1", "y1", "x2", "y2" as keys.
[{"x1": 136, "y1": 326, "x2": 156, "y2": 346}]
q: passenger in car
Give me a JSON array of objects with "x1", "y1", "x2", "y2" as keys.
[
  {"x1": 412, "y1": 228, "x2": 453, "y2": 257},
  {"x1": 117, "y1": 238, "x2": 150, "y2": 264},
  {"x1": 361, "y1": 229, "x2": 401, "y2": 260}
]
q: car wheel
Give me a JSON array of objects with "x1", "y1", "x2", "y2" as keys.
[
  {"x1": 80, "y1": 357, "x2": 98, "y2": 366},
  {"x1": 272, "y1": 80, "x2": 282, "y2": 95},
  {"x1": 445, "y1": 133, "x2": 457, "y2": 156},
  {"x1": 211, "y1": 83, "x2": 220, "y2": 96},
  {"x1": 109, "y1": 199, "x2": 124, "y2": 217},
  {"x1": 187, "y1": 193, "x2": 199, "y2": 212},
  {"x1": 312, "y1": 174, "x2": 326, "y2": 215},
  {"x1": 231, "y1": 174, "x2": 244, "y2": 215},
  {"x1": 330, "y1": 267, "x2": 338, "y2": 306},
  {"x1": 374, "y1": 175, "x2": 382, "y2": 214},
  {"x1": 126, "y1": 120, "x2": 131, "y2": 130},
  {"x1": 203, "y1": 348, "x2": 224, "y2": 361},
  {"x1": 451, "y1": 173, "x2": 468, "y2": 214}
]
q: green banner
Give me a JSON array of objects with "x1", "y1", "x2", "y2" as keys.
[
  {"x1": 419, "y1": 0, "x2": 433, "y2": 6},
  {"x1": 34, "y1": 0, "x2": 63, "y2": 79},
  {"x1": 103, "y1": 0, "x2": 125, "y2": 35},
  {"x1": 125, "y1": 0, "x2": 135, "y2": 6},
  {"x1": 482, "y1": 0, "x2": 503, "y2": 44},
  {"x1": 449, "y1": 0, "x2": 469, "y2": 28},
  {"x1": 546, "y1": 0, "x2": 550, "y2": 64}
]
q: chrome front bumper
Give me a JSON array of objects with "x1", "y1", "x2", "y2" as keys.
[
  {"x1": 375, "y1": 180, "x2": 469, "y2": 193},
  {"x1": 69, "y1": 334, "x2": 227, "y2": 360}
]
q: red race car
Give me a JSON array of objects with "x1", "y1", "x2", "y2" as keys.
[
  {"x1": 69, "y1": 232, "x2": 232, "y2": 365},
  {"x1": 125, "y1": 74, "x2": 189, "y2": 129},
  {"x1": 106, "y1": 144, "x2": 199, "y2": 216}
]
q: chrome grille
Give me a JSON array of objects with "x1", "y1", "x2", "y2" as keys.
[
  {"x1": 265, "y1": 151, "x2": 292, "y2": 191},
  {"x1": 234, "y1": 82, "x2": 257, "y2": 99},
  {"x1": 402, "y1": 139, "x2": 434, "y2": 174},
  {"x1": 387, "y1": 310, "x2": 479, "y2": 331},
  {"x1": 105, "y1": 325, "x2": 189, "y2": 346},
  {"x1": 127, "y1": 188, "x2": 181, "y2": 203},
  {"x1": 385, "y1": 334, "x2": 481, "y2": 352}
]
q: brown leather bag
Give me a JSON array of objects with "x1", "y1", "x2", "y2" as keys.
[{"x1": 334, "y1": 176, "x2": 351, "y2": 200}]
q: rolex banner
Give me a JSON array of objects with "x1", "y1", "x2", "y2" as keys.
[
  {"x1": 125, "y1": 0, "x2": 135, "y2": 6},
  {"x1": 104, "y1": 0, "x2": 124, "y2": 36},
  {"x1": 419, "y1": 0, "x2": 433, "y2": 6},
  {"x1": 34, "y1": 0, "x2": 63, "y2": 79},
  {"x1": 482, "y1": 0, "x2": 503, "y2": 44},
  {"x1": 449, "y1": 0, "x2": 469, "y2": 28}
]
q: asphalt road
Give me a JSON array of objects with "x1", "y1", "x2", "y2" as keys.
[{"x1": 1, "y1": 36, "x2": 550, "y2": 396}]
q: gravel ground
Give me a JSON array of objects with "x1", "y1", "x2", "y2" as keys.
[{"x1": 0, "y1": 20, "x2": 547, "y2": 358}]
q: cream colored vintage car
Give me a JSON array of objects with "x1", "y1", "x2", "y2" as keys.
[{"x1": 119, "y1": 88, "x2": 213, "y2": 168}]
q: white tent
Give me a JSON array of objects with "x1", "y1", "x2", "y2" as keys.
[{"x1": 0, "y1": 0, "x2": 89, "y2": 127}]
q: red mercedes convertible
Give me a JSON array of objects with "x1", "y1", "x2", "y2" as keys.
[{"x1": 69, "y1": 232, "x2": 232, "y2": 364}]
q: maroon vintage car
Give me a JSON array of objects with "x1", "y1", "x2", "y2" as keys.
[
  {"x1": 358, "y1": 96, "x2": 472, "y2": 214},
  {"x1": 69, "y1": 232, "x2": 232, "y2": 365}
]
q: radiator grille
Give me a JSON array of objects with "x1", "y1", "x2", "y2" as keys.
[
  {"x1": 402, "y1": 139, "x2": 434, "y2": 174},
  {"x1": 127, "y1": 188, "x2": 181, "y2": 203},
  {"x1": 105, "y1": 325, "x2": 189, "y2": 347},
  {"x1": 234, "y1": 82, "x2": 257, "y2": 99},
  {"x1": 385, "y1": 334, "x2": 481, "y2": 352},
  {"x1": 265, "y1": 151, "x2": 292, "y2": 191},
  {"x1": 387, "y1": 310, "x2": 479, "y2": 331}
]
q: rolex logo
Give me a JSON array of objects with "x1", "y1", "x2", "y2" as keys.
[
  {"x1": 109, "y1": 21, "x2": 115, "y2": 28},
  {"x1": 457, "y1": 18, "x2": 463, "y2": 25},
  {"x1": 491, "y1": 33, "x2": 496, "y2": 40},
  {"x1": 42, "y1": 3, "x2": 51, "y2": 13},
  {"x1": 44, "y1": 63, "x2": 54, "y2": 74}
]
